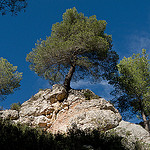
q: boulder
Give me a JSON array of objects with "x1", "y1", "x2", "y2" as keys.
[
  {"x1": 108, "y1": 120, "x2": 150, "y2": 150},
  {"x1": 47, "y1": 84, "x2": 68, "y2": 102}
]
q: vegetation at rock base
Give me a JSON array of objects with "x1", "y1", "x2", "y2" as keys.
[
  {"x1": 26, "y1": 7, "x2": 118, "y2": 91},
  {"x1": 0, "y1": 119, "x2": 130, "y2": 150},
  {"x1": 0, "y1": 57, "x2": 22, "y2": 101},
  {"x1": 0, "y1": 0, "x2": 27, "y2": 15},
  {"x1": 111, "y1": 49, "x2": 150, "y2": 132}
]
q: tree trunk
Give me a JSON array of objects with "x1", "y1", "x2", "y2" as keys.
[
  {"x1": 139, "y1": 98, "x2": 149, "y2": 133},
  {"x1": 141, "y1": 111, "x2": 149, "y2": 132},
  {"x1": 63, "y1": 65, "x2": 75, "y2": 91}
]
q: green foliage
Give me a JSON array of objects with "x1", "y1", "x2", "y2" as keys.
[
  {"x1": 30, "y1": 94, "x2": 41, "y2": 101},
  {"x1": 0, "y1": 57, "x2": 22, "y2": 101},
  {"x1": 38, "y1": 88, "x2": 44, "y2": 92},
  {"x1": 111, "y1": 49, "x2": 150, "y2": 123},
  {"x1": 84, "y1": 90, "x2": 99, "y2": 100},
  {"x1": 0, "y1": 0, "x2": 27, "y2": 16},
  {"x1": 26, "y1": 7, "x2": 118, "y2": 88},
  {"x1": 10, "y1": 102, "x2": 21, "y2": 111},
  {"x1": 30, "y1": 95, "x2": 37, "y2": 100},
  {"x1": 0, "y1": 119, "x2": 128, "y2": 150}
]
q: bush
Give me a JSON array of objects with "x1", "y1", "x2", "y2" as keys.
[
  {"x1": 0, "y1": 119, "x2": 129, "y2": 150},
  {"x1": 10, "y1": 102, "x2": 21, "y2": 111},
  {"x1": 84, "y1": 90, "x2": 99, "y2": 100}
]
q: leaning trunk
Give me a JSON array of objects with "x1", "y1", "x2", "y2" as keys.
[
  {"x1": 139, "y1": 98, "x2": 149, "y2": 132},
  {"x1": 63, "y1": 65, "x2": 75, "y2": 91},
  {"x1": 141, "y1": 111, "x2": 149, "y2": 132}
]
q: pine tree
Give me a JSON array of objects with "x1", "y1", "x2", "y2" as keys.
[
  {"x1": 0, "y1": 57, "x2": 22, "y2": 100},
  {"x1": 111, "y1": 49, "x2": 150, "y2": 131},
  {"x1": 26, "y1": 7, "x2": 118, "y2": 91}
]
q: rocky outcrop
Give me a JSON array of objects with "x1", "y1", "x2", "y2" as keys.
[
  {"x1": 108, "y1": 120, "x2": 150, "y2": 150},
  {"x1": 0, "y1": 84, "x2": 122, "y2": 133},
  {"x1": 0, "y1": 84, "x2": 149, "y2": 149}
]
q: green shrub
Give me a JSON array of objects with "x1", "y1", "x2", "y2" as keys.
[
  {"x1": 10, "y1": 102, "x2": 21, "y2": 111},
  {"x1": 30, "y1": 95, "x2": 39, "y2": 100},
  {"x1": 38, "y1": 88, "x2": 44, "y2": 92},
  {"x1": 84, "y1": 90, "x2": 99, "y2": 100}
]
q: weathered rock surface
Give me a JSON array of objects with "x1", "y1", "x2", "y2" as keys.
[
  {"x1": 0, "y1": 110, "x2": 19, "y2": 120},
  {"x1": 108, "y1": 120, "x2": 150, "y2": 150},
  {"x1": 0, "y1": 84, "x2": 149, "y2": 149},
  {"x1": 0, "y1": 84, "x2": 122, "y2": 133},
  {"x1": 48, "y1": 98, "x2": 122, "y2": 133}
]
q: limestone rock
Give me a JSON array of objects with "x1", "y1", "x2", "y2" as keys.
[
  {"x1": 5, "y1": 84, "x2": 121, "y2": 134},
  {"x1": 48, "y1": 98, "x2": 122, "y2": 133},
  {"x1": 1, "y1": 84, "x2": 149, "y2": 150},
  {"x1": 32, "y1": 116, "x2": 51, "y2": 128},
  {"x1": 15, "y1": 116, "x2": 34, "y2": 126},
  {"x1": 108, "y1": 120, "x2": 150, "y2": 150},
  {"x1": 49, "y1": 84, "x2": 67, "y2": 102},
  {"x1": 0, "y1": 110, "x2": 19, "y2": 120},
  {"x1": 19, "y1": 98, "x2": 52, "y2": 117}
]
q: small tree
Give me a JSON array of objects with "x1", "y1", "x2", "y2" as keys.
[
  {"x1": 0, "y1": 57, "x2": 22, "y2": 100},
  {"x1": 0, "y1": 0, "x2": 27, "y2": 15},
  {"x1": 26, "y1": 7, "x2": 118, "y2": 91},
  {"x1": 111, "y1": 49, "x2": 150, "y2": 131}
]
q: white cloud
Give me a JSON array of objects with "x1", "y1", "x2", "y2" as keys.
[{"x1": 127, "y1": 32, "x2": 150, "y2": 55}]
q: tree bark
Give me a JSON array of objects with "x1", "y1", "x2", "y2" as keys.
[
  {"x1": 139, "y1": 98, "x2": 149, "y2": 133},
  {"x1": 63, "y1": 65, "x2": 75, "y2": 91},
  {"x1": 139, "y1": 98, "x2": 150, "y2": 133},
  {"x1": 141, "y1": 111, "x2": 149, "y2": 132}
]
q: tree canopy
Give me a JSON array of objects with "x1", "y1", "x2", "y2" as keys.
[
  {"x1": 0, "y1": 57, "x2": 22, "y2": 100},
  {"x1": 0, "y1": 0, "x2": 27, "y2": 15},
  {"x1": 26, "y1": 7, "x2": 118, "y2": 91},
  {"x1": 111, "y1": 49, "x2": 150, "y2": 131}
]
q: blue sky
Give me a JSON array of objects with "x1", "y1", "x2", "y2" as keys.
[{"x1": 0, "y1": 0, "x2": 150, "y2": 123}]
